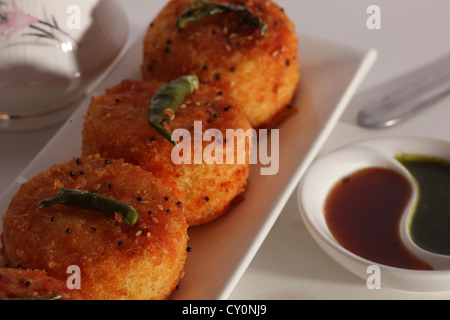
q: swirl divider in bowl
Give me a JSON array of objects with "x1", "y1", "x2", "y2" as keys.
[{"x1": 298, "y1": 137, "x2": 450, "y2": 292}]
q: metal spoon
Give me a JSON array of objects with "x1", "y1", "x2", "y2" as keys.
[{"x1": 358, "y1": 53, "x2": 450, "y2": 128}]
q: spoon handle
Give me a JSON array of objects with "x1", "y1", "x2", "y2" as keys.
[{"x1": 358, "y1": 54, "x2": 450, "y2": 128}]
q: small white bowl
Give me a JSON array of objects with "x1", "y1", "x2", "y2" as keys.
[
  {"x1": 0, "y1": 0, "x2": 128, "y2": 131},
  {"x1": 298, "y1": 137, "x2": 450, "y2": 292}
]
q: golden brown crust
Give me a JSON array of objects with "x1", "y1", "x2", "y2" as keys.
[
  {"x1": 0, "y1": 268, "x2": 89, "y2": 300},
  {"x1": 82, "y1": 79, "x2": 251, "y2": 226},
  {"x1": 142, "y1": 0, "x2": 300, "y2": 128},
  {"x1": 1, "y1": 156, "x2": 188, "y2": 300}
]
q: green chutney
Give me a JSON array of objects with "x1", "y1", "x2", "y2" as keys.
[{"x1": 397, "y1": 154, "x2": 450, "y2": 255}]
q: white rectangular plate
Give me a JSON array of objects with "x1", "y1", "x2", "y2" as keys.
[{"x1": 0, "y1": 32, "x2": 376, "y2": 300}]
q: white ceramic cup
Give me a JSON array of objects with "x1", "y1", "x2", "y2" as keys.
[{"x1": 0, "y1": 0, "x2": 129, "y2": 131}]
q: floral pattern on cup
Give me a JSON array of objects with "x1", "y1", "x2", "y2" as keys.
[{"x1": 0, "y1": 0, "x2": 79, "y2": 48}]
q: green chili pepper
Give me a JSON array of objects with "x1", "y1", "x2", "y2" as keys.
[
  {"x1": 176, "y1": 0, "x2": 268, "y2": 37},
  {"x1": 148, "y1": 75, "x2": 199, "y2": 145},
  {"x1": 38, "y1": 189, "x2": 139, "y2": 227}
]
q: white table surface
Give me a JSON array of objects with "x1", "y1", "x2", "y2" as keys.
[{"x1": 1, "y1": 0, "x2": 450, "y2": 300}]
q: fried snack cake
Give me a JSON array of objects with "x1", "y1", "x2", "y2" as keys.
[
  {"x1": 82, "y1": 78, "x2": 251, "y2": 226},
  {"x1": 0, "y1": 268, "x2": 89, "y2": 300},
  {"x1": 1, "y1": 156, "x2": 188, "y2": 300},
  {"x1": 142, "y1": 0, "x2": 300, "y2": 128}
]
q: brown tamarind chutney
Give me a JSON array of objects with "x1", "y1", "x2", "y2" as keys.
[{"x1": 324, "y1": 167, "x2": 431, "y2": 270}]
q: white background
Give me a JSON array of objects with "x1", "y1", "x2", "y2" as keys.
[{"x1": 1, "y1": 0, "x2": 450, "y2": 299}]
